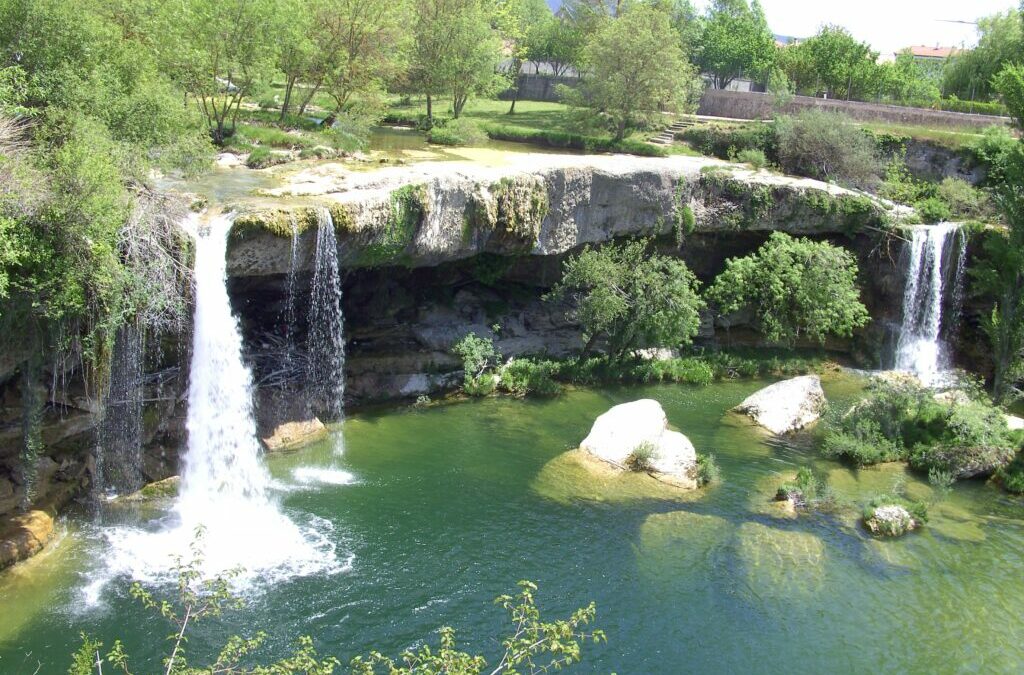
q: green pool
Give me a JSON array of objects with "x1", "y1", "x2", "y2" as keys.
[{"x1": 2, "y1": 375, "x2": 1024, "y2": 673}]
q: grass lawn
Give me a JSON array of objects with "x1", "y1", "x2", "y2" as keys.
[{"x1": 856, "y1": 121, "x2": 996, "y2": 150}]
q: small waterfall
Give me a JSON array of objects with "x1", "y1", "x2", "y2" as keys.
[
  {"x1": 894, "y1": 223, "x2": 964, "y2": 385},
  {"x1": 305, "y1": 207, "x2": 346, "y2": 420},
  {"x1": 98, "y1": 324, "x2": 144, "y2": 495},
  {"x1": 282, "y1": 215, "x2": 300, "y2": 376},
  {"x1": 97, "y1": 212, "x2": 338, "y2": 591}
]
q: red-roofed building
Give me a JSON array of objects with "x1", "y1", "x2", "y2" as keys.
[{"x1": 902, "y1": 45, "x2": 960, "y2": 61}]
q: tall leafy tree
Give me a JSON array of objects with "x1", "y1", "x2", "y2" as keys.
[
  {"x1": 707, "y1": 232, "x2": 870, "y2": 346},
  {"x1": 777, "y1": 26, "x2": 880, "y2": 100},
  {"x1": 944, "y1": 10, "x2": 1023, "y2": 102},
  {"x1": 496, "y1": 0, "x2": 553, "y2": 114},
  {"x1": 977, "y1": 64, "x2": 1024, "y2": 402},
  {"x1": 409, "y1": 0, "x2": 502, "y2": 121},
  {"x1": 547, "y1": 239, "x2": 705, "y2": 359},
  {"x1": 569, "y1": 3, "x2": 702, "y2": 140},
  {"x1": 155, "y1": 0, "x2": 285, "y2": 143},
  {"x1": 695, "y1": 0, "x2": 775, "y2": 90}
]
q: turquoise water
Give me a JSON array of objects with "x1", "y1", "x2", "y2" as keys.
[{"x1": 3, "y1": 376, "x2": 1024, "y2": 673}]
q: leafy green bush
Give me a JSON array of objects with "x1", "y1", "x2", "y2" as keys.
[
  {"x1": 427, "y1": 117, "x2": 487, "y2": 146},
  {"x1": 625, "y1": 441, "x2": 658, "y2": 472},
  {"x1": 708, "y1": 232, "x2": 870, "y2": 345},
  {"x1": 452, "y1": 332, "x2": 499, "y2": 396},
  {"x1": 997, "y1": 451, "x2": 1024, "y2": 493},
  {"x1": 821, "y1": 380, "x2": 1016, "y2": 475},
  {"x1": 915, "y1": 196, "x2": 952, "y2": 223},
  {"x1": 694, "y1": 453, "x2": 720, "y2": 486},
  {"x1": 774, "y1": 110, "x2": 883, "y2": 189},
  {"x1": 500, "y1": 358, "x2": 561, "y2": 397},
  {"x1": 245, "y1": 146, "x2": 289, "y2": 169},
  {"x1": 632, "y1": 357, "x2": 715, "y2": 386},
  {"x1": 878, "y1": 158, "x2": 935, "y2": 205},
  {"x1": 936, "y1": 177, "x2": 996, "y2": 220},
  {"x1": 736, "y1": 148, "x2": 768, "y2": 169},
  {"x1": 546, "y1": 239, "x2": 705, "y2": 359},
  {"x1": 680, "y1": 122, "x2": 778, "y2": 161},
  {"x1": 862, "y1": 495, "x2": 928, "y2": 536},
  {"x1": 967, "y1": 125, "x2": 1017, "y2": 187},
  {"x1": 482, "y1": 123, "x2": 668, "y2": 157}
]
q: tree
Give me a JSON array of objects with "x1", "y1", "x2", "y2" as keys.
[
  {"x1": 547, "y1": 239, "x2": 705, "y2": 359},
  {"x1": 707, "y1": 232, "x2": 870, "y2": 345},
  {"x1": 976, "y1": 64, "x2": 1024, "y2": 402},
  {"x1": 878, "y1": 51, "x2": 941, "y2": 103},
  {"x1": 777, "y1": 26, "x2": 881, "y2": 100},
  {"x1": 314, "y1": 0, "x2": 412, "y2": 118},
  {"x1": 156, "y1": 0, "x2": 284, "y2": 143},
  {"x1": 774, "y1": 110, "x2": 883, "y2": 190},
  {"x1": 527, "y1": 14, "x2": 587, "y2": 77},
  {"x1": 274, "y1": 0, "x2": 316, "y2": 120},
  {"x1": 496, "y1": 0, "x2": 553, "y2": 114},
  {"x1": 695, "y1": 0, "x2": 775, "y2": 90},
  {"x1": 569, "y1": 3, "x2": 702, "y2": 140},
  {"x1": 944, "y1": 10, "x2": 1023, "y2": 102},
  {"x1": 409, "y1": 0, "x2": 502, "y2": 121}
]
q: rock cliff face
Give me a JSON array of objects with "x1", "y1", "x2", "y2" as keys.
[
  {"x1": 222, "y1": 155, "x2": 905, "y2": 408},
  {"x1": 224, "y1": 154, "x2": 895, "y2": 277}
]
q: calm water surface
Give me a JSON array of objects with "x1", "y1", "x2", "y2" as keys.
[{"x1": 2, "y1": 375, "x2": 1024, "y2": 673}]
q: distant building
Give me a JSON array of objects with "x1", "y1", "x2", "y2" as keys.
[
  {"x1": 774, "y1": 34, "x2": 803, "y2": 48},
  {"x1": 901, "y1": 45, "x2": 960, "y2": 62}
]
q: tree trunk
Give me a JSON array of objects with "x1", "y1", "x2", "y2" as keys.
[
  {"x1": 426, "y1": 94, "x2": 433, "y2": 122},
  {"x1": 297, "y1": 81, "x2": 322, "y2": 116},
  {"x1": 614, "y1": 118, "x2": 626, "y2": 142},
  {"x1": 280, "y1": 76, "x2": 296, "y2": 122}
]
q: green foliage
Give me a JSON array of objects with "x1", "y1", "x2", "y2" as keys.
[
  {"x1": 997, "y1": 451, "x2": 1024, "y2": 493},
  {"x1": 943, "y1": 10, "x2": 1023, "y2": 102},
  {"x1": 774, "y1": 110, "x2": 883, "y2": 189},
  {"x1": 936, "y1": 178, "x2": 996, "y2": 221},
  {"x1": 776, "y1": 466, "x2": 834, "y2": 508},
  {"x1": 680, "y1": 122, "x2": 777, "y2": 161},
  {"x1": 427, "y1": 118, "x2": 487, "y2": 146},
  {"x1": 625, "y1": 441, "x2": 658, "y2": 472},
  {"x1": 915, "y1": 196, "x2": 952, "y2": 224},
  {"x1": 707, "y1": 232, "x2": 870, "y2": 345},
  {"x1": 775, "y1": 25, "x2": 881, "y2": 100},
  {"x1": 547, "y1": 239, "x2": 705, "y2": 359},
  {"x1": 862, "y1": 495, "x2": 929, "y2": 536},
  {"x1": 350, "y1": 580, "x2": 605, "y2": 674},
  {"x1": 736, "y1": 148, "x2": 768, "y2": 169},
  {"x1": 452, "y1": 332, "x2": 500, "y2": 396},
  {"x1": 566, "y1": 3, "x2": 702, "y2": 140},
  {"x1": 499, "y1": 358, "x2": 561, "y2": 397},
  {"x1": 696, "y1": 0, "x2": 776, "y2": 90},
  {"x1": 694, "y1": 453, "x2": 721, "y2": 486},
  {"x1": 821, "y1": 380, "x2": 1016, "y2": 475},
  {"x1": 878, "y1": 158, "x2": 935, "y2": 206},
  {"x1": 245, "y1": 147, "x2": 289, "y2": 169},
  {"x1": 481, "y1": 123, "x2": 668, "y2": 156},
  {"x1": 361, "y1": 184, "x2": 427, "y2": 265},
  {"x1": 967, "y1": 125, "x2": 1018, "y2": 188}
]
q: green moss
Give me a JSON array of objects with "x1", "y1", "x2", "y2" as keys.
[
  {"x1": 672, "y1": 181, "x2": 695, "y2": 245},
  {"x1": 801, "y1": 191, "x2": 886, "y2": 233},
  {"x1": 358, "y1": 183, "x2": 428, "y2": 266},
  {"x1": 488, "y1": 177, "x2": 548, "y2": 250},
  {"x1": 229, "y1": 209, "x2": 317, "y2": 241}
]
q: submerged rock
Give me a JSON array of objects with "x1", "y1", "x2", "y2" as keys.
[
  {"x1": 0, "y1": 510, "x2": 54, "y2": 570},
  {"x1": 734, "y1": 375, "x2": 826, "y2": 434},
  {"x1": 261, "y1": 418, "x2": 329, "y2": 452},
  {"x1": 580, "y1": 399, "x2": 697, "y2": 488},
  {"x1": 119, "y1": 476, "x2": 181, "y2": 503},
  {"x1": 863, "y1": 504, "x2": 919, "y2": 537}
]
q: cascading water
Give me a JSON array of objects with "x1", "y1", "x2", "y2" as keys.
[
  {"x1": 282, "y1": 215, "x2": 301, "y2": 376},
  {"x1": 95, "y1": 212, "x2": 339, "y2": 594},
  {"x1": 305, "y1": 207, "x2": 346, "y2": 421},
  {"x1": 894, "y1": 223, "x2": 965, "y2": 385}
]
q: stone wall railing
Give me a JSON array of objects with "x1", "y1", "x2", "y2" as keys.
[{"x1": 696, "y1": 89, "x2": 1010, "y2": 131}]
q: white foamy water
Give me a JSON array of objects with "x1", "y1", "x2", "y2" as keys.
[
  {"x1": 292, "y1": 466, "x2": 357, "y2": 486},
  {"x1": 94, "y1": 213, "x2": 339, "y2": 597},
  {"x1": 894, "y1": 223, "x2": 963, "y2": 386}
]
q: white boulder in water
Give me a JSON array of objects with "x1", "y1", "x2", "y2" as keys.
[
  {"x1": 734, "y1": 376, "x2": 826, "y2": 434},
  {"x1": 580, "y1": 399, "x2": 697, "y2": 487}
]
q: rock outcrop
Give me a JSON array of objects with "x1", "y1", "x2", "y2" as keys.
[
  {"x1": 224, "y1": 154, "x2": 894, "y2": 277},
  {"x1": 864, "y1": 504, "x2": 920, "y2": 537},
  {"x1": 0, "y1": 510, "x2": 54, "y2": 570},
  {"x1": 262, "y1": 418, "x2": 329, "y2": 452},
  {"x1": 580, "y1": 399, "x2": 698, "y2": 488},
  {"x1": 734, "y1": 376, "x2": 826, "y2": 434}
]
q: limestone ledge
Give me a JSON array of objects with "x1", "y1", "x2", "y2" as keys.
[{"x1": 224, "y1": 154, "x2": 897, "y2": 277}]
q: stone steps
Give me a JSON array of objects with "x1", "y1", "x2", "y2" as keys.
[{"x1": 649, "y1": 116, "x2": 697, "y2": 145}]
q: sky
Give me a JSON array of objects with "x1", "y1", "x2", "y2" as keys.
[{"x1": 546, "y1": 1, "x2": 1020, "y2": 56}]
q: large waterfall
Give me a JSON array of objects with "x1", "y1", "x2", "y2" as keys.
[
  {"x1": 894, "y1": 223, "x2": 965, "y2": 385},
  {"x1": 305, "y1": 207, "x2": 346, "y2": 420},
  {"x1": 97, "y1": 212, "x2": 338, "y2": 592}
]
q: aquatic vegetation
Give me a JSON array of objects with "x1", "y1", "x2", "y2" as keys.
[
  {"x1": 862, "y1": 495, "x2": 929, "y2": 537},
  {"x1": 694, "y1": 453, "x2": 721, "y2": 486}
]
